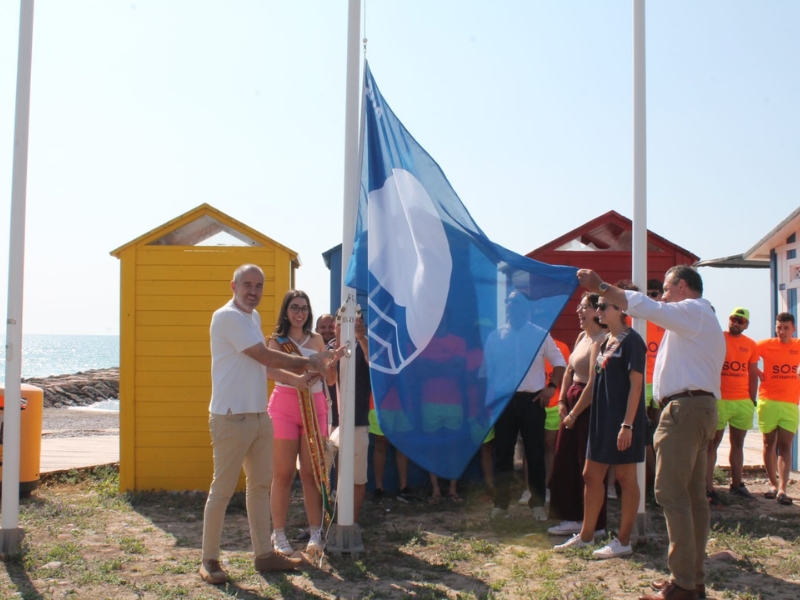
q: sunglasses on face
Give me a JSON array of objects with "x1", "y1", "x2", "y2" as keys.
[
  {"x1": 289, "y1": 304, "x2": 309, "y2": 313},
  {"x1": 647, "y1": 290, "x2": 661, "y2": 298},
  {"x1": 597, "y1": 303, "x2": 619, "y2": 311},
  {"x1": 730, "y1": 316, "x2": 746, "y2": 325}
]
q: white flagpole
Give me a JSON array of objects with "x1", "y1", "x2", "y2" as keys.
[
  {"x1": 632, "y1": 0, "x2": 649, "y2": 541},
  {"x1": 2, "y1": 0, "x2": 35, "y2": 555},
  {"x1": 328, "y1": 0, "x2": 362, "y2": 554}
]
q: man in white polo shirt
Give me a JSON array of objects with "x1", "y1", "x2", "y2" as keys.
[{"x1": 200, "y1": 264, "x2": 341, "y2": 585}]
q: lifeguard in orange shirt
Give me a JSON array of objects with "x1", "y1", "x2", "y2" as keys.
[
  {"x1": 705, "y1": 307, "x2": 758, "y2": 506},
  {"x1": 756, "y1": 312, "x2": 800, "y2": 505}
]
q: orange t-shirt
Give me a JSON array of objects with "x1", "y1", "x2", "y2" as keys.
[
  {"x1": 646, "y1": 320, "x2": 666, "y2": 384},
  {"x1": 757, "y1": 338, "x2": 800, "y2": 404},
  {"x1": 720, "y1": 332, "x2": 758, "y2": 400},
  {"x1": 545, "y1": 338, "x2": 570, "y2": 408}
]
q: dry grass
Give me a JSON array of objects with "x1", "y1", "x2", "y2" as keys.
[{"x1": 1, "y1": 466, "x2": 799, "y2": 599}]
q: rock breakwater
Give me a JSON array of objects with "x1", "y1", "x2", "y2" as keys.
[{"x1": 21, "y1": 368, "x2": 119, "y2": 409}]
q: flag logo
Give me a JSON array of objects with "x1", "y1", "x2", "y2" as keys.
[{"x1": 366, "y1": 168, "x2": 452, "y2": 374}]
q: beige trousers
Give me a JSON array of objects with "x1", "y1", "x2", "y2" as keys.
[
  {"x1": 202, "y1": 412, "x2": 274, "y2": 559},
  {"x1": 653, "y1": 395, "x2": 717, "y2": 590}
]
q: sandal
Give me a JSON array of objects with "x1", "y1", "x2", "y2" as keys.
[
  {"x1": 764, "y1": 488, "x2": 778, "y2": 500},
  {"x1": 447, "y1": 493, "x2": 464, "y2": 504},
  {"x1": 776, "y1": 493, "x2": 793, "y2": 506},
  {"x1": 428, "y1": 494, "x2": 442, "y2": 505}
]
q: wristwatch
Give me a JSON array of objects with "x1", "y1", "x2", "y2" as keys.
[{"x1": 598, "y1": 282, "x2": 610, "y2": 293}]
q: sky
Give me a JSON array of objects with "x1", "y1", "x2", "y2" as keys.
[{"x1": 0, "y1": 1, "x2": 798, "y2": 344}]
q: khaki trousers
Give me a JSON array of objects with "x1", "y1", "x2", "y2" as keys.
[
  {"x1": 653, "y1": 396, "x2": 717, "y2": 590},
  {"x1": 202, "y1": 412, "x2": 274, "y2": 559}
]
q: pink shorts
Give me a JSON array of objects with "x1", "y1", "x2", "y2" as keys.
[{"x1": 267, "y1": 386, "x2": 328, "y2": 440}]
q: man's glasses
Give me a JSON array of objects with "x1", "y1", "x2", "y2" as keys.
[
  {"x1": 289, "y1": 304, "x2": 309, "y2": 313},
  {"x1": 597, "y1": 303, "x2": 619, "y2": 311},
  {"x1": 730, "y1": 316, "x2": 746, "y2": 325},
  {"x1": 647, "y1": 290, "x2": 661, "y2": 298}
]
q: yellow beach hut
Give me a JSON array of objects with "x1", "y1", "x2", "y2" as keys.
[{"x1": 110, "y1": 203, "x2": 299, "y2": 491}]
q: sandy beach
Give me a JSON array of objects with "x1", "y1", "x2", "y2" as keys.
[{"x1": 41, "y1": 406, "x2": 119, "y2": 438}]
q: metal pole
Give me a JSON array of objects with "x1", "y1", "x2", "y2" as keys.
[
  {"x1": 632, "y1": 0, "x2": 650, "y2": 542},
  {"x1": 2, "y1": 0, "x2": 35, "y2": 555},
  {"x1": 327, "y1": 0, "x2": 363, "y2": 555}
]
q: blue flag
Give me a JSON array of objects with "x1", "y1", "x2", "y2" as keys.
[{"x1": 345, "y1": 63, "x2": 578, "y2": 479}]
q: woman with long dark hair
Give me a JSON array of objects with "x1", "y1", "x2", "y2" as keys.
[{"x1": 267, "y1": 290, "x2": 329, "y2": 557}]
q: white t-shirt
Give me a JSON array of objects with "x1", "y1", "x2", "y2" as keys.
[{"x1": 209, "y1": 300, "x2": 268, "y2": 415}]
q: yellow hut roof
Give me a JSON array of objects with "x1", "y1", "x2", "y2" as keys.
[{"x1": 110, "y1": 203, "x2": 300, "y2": 268}]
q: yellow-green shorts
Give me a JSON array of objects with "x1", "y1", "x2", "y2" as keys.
[
  {"x1": 483, "y1": 427, "x2": 495, "y2": 444},
  {"x1": 716, "y1": 398, "x2": 755, "y2": 431},
  {"x1": 422, "y1": 403, "x2": 463, "y2": 432},
  {"x1": 368, "y1": 407, "x2": 413, "y2": 436},
  {"x1": 757, "y1": 398, "x2": 799, "y2": 435},
  {"x1": 646, "y1": 383, "x2": 659, "y2": 409},
  {"x1": 545, "y1": 404, "x2": 560, "y2": 431}
]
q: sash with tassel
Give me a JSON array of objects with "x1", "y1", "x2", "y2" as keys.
[{"x1": 274, "y1": 336, "x2": 333, "y2": 522}]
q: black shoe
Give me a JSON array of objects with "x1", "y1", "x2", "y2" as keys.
[
  {"x1": 371, "y1": 488, "x2": 385, "y2": 505},
  {"x1": 397, "y1": 487, "x2": 414, "y2": 503},
  {"x1": 729, "y1": 483, "x2": 755, "y2": 500},
  {"x1": 707, "y1": 489, "x2": 723, "y2": 507}
]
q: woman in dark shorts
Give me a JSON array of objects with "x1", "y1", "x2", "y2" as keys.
[{"x1": 555, "y1": 283, "x2": 646, "y2": 559}]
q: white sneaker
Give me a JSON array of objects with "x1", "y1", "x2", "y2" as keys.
[
  {"x1": 592, "y1": 537, "x2": 632, "y2": 559},
  {"x1": 490, "y1": 507, "x2": 509, "y2": 519},
  {"x1": 532, "y1": 506, "x2": 548, "y2": 521},
  {"x1": 518, "y1": 489, "x2": 532, "y2": 505},
  {"x1": 306, "y1": 528, "x2": 324, "y2": 556},
  {"x1": 554, "y1": 533, "x2": 594, "y2": 552},
  {"x1": 271, "y1": 530, "x2": 293, "y2": 555},
  {"x1": 548, "y1": 520, "x2": 583, "y2": 535}
]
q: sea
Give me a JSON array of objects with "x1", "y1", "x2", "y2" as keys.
[{"x1": 1, "y1": 334, "x2": 120, "y2": 411}]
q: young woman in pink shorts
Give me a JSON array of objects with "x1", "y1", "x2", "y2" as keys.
[{"x1": 267, "y1": 290, "x2": 329, "y2": 556}]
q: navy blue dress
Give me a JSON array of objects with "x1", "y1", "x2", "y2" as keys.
[{"x1": 587, "y1": 329, "x2": 647, "y2": 465}]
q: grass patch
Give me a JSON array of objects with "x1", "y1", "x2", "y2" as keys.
[
  {"x1": 119, "y1": 536, "x2": 146, "y2": 554},
  {"x1": 5, "y1": 466, "x2": 799, "y2": 599}
]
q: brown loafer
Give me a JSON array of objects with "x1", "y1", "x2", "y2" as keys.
[
  {"x1": 641, "y1": 580, "x2": 698, "y2": 599},
  {"x1": 254, "y1": 551, "x2": 303, "y2": 572},
  {"x1": 199, "y1": 558, "x2": 227, "y2": 584},
  {"x1": 651, "y1": 579, "x2": 706, "y2": 599}
]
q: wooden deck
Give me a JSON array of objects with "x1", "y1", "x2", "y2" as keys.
[
  {"x1": 40, "y1": 435, "x2": 119, "y2": 474},
  {"x1": 716, "y1": 428, "x2": 765, "y2": 471},
  {"x1": 35, "y1": 428, "x2": 775, "y2": 475}
]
